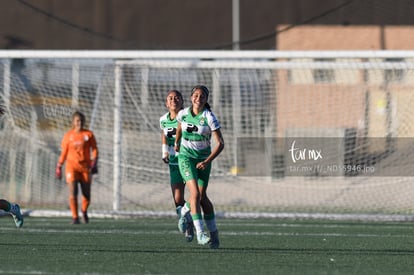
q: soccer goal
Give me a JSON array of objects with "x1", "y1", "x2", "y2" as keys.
[{"x1": 1, "y1": 50, "x2": 414, "y2": 220}]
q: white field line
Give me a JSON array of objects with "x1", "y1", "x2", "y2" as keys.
[
  {"x1": 0, "y1": 272, "x2": 62, "y2": 275},
  {"x1": 0, "y1": 271, "x2": 110, "y2": 275},
  {"x1": 0, "y1": 227, "x2": 411, "y2": 239},
  {"x1": 24, "y1": 209, "x2": 414, "y2": 222},
  {"x1": 221, "y1": 222, "x2": 414, "y2": 230}
]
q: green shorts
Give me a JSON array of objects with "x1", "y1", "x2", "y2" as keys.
[
  {"x1": 178, "y1": 155, "x2": 211, "y2": 187},
  {"x1": 169, "y1": 165, "x2": 184, "y2": 185}
]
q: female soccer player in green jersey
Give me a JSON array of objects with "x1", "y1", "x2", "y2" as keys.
[
  {"x1": 159, "y1": 90, "x2": 194, "y2": 242},
  {"x1": 174, "y1": 85, "x2": 225, "y2": 248}
]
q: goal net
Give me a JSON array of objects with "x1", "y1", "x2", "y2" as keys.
[{"x1": 1, "y1": 50, "x2": 414, "y2": 219}]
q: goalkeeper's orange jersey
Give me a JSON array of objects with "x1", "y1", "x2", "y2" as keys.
[{"x1": 58, "y1": 128, "x2": 98, "y2": 172}]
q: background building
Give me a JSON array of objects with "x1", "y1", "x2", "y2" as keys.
[
  {"x1": 277, "y1": 24, "x2": 414, "y2": 138},
  {"x1": 1, "y1": 0, "x2": 414, "y2": 50}
]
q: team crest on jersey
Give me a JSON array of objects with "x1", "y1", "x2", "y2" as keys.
[
  {"x1": 84, "y1": 135, "x2": 89, "y2": 141},
  {"x1": 199, "y1": 118, "x2": 206, "y2": 126}
]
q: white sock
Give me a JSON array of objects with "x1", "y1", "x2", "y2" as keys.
[
  {"x1": 181, "y1": 203, "x2": 192, "y2": 223},
  {"x1": 193, "y1": 218, "x2": 205, "y2": 235},
  {"x1": 181, "y1": 202, "x2": 190, "y2": 216}
]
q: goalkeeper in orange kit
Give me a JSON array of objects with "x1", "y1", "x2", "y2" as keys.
[{"x1": 56, "y1": 111, "x2": 98, "y2": 224}]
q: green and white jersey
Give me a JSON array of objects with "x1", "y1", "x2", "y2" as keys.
[
  {"x1": 159, "y1": 112, "x2": 179, "y2": 165},
  {"x1": 177, "y1": 107, "x2": 221, "y2": 159}
]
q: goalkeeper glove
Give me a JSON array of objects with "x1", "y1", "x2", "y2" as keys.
[
  {"x1": 90, "y1": 158, "x2": 98, "y2": 175},
  {"x1": 55, "y1": 164, "x2": 62, "y2": 180}
]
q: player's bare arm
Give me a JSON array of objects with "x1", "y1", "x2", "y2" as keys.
[
  {"x1": 174, "y1": 122, "x2": 182, "y2": 152},
  {"x1": 196, "y1": 129, "x2": 225, "y2": 170}
]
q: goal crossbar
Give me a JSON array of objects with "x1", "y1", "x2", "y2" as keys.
[{"x1": 1, "y1": 49, "x2": 414, "y2": 59}]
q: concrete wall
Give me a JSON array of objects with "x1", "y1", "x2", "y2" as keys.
[
  {"x1": 276, "y1": 24, "x2": 414, "y2": 138},
  {"x1": 2, "y1": 0, "x2": 414, "y2": 50}
]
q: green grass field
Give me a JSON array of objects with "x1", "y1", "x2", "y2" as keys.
[{"x1": 1, "y1": 216, "x2": 414, "y2": 274}]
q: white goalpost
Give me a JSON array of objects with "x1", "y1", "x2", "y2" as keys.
[{"x1": 2, "y1": 50, "x2": 414, "y2": 220}]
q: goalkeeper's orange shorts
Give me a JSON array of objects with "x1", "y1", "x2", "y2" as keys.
[{"x1": 65, "y1": 169, "x2": 91, "y2": 184}]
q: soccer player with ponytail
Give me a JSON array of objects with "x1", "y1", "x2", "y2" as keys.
[{"x1": 175, "y1": 85, "x2": 224, "y2": 248}]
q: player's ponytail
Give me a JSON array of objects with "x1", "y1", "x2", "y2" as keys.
[{"x1": 205, "y1": 102, "x2": 211, "y2": 111}]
